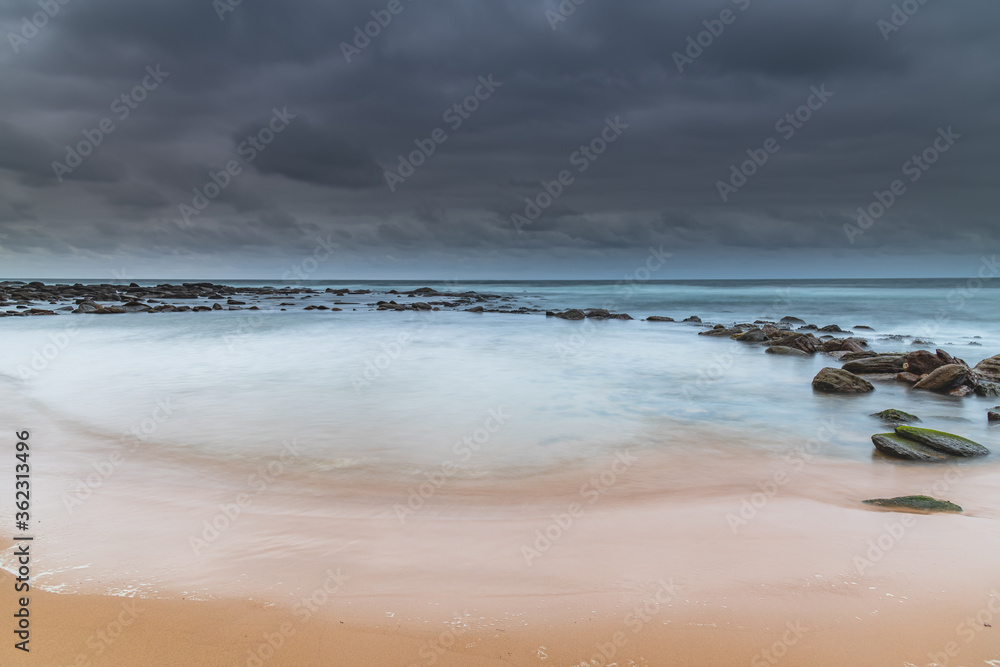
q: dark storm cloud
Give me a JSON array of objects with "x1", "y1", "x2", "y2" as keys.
[{"x1": 1, "y1": 0, "x2": 999, "y2": 276}]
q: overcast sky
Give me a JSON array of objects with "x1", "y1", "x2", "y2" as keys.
[{"x1": 0, "y1": 0, "x2": 997, "y2": 279}]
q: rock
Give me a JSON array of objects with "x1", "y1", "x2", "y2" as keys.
[
  {"x1": 228, "y1": 300, "x2": 246, "y2": 305},
  {"x1": 912, "y1": 364, "x2": 970, "y2": 392},
  {"x1": 949, "y1": 385, "x2": 974, "y2": 398},
  {"x1": 123, "y1": 301, "x2": 150, "y2": 313},
  {"x1": 699, "y1": 326, "x2": 740, "y2": 337},
  {"x1": 735, "y1": 328, "x2": 769, "y2": 343},
  {"x1": 871, "y1": 409, "x2": 921, "y2": 424},
  {"x1": 770, "y1": 333, "x2": 820, "y2": 354},
  {"x1": 841, "y1": 351, "x2": 878, "y2": 362},
  {"x1": 779, "y1": 316, "x2": 805, "y2": 324},
  {"x1": 854, "y1": 325, "x2": 874, "y2": 330},
  {"x1": 894, "y1": 426, "x2": 990, "y2": 457},
  {"x1": 683, "y1": 316, "x2": 701, "y2": 323},
  {"x1": 975, "y1": 382, "x2": 1000, "y2": 397},
  {"x1": 819, "y1": 324, "x2": 846, "y2": 333},
  {"x1": 812, "y1": 368, "x2": 875, "y2": 393},
  {"x1": 896, "y1": 372, "x2": 922, "y2": 384},
  {"x1": 610, "y1": 313, "x2": 633, "y2": 320},
  {"x1": 585, "y1": 309, "x2": 611, "y2": 319},
  {"x1": 912, "y1": 339, "x2": 933, "y2": 346},
  {"x1": 766, "y1": 346, "x2": 811, "y2": 358},
  {"x1": 872, "y1": 433, "x2": 949, "y2": 461},
  {"x1": 862, "y1": 496, "x2": 962, "y2": 513},
  {"x1": 842, "y1": 355, "x2": 906, "y2": 375},
  {"x1": 555, "y1": 309, "x2": 585, "y2": 320},
  {"x1": 646, "y1": 316, "x2": 674, "y2": 322},
  {"x1": 466, "y1": 306, "x2": 485, "y2": 313},
  {"x1": 988, "y1": 407, "x2": 1000, "y2": 422},
  {"x1": 973, "y1": 354, "x2": 1000, "y2": 382},
  {"x1": 212, "y1": 303, "x2": 222, "y2": 311},
  {"x1": 903, "y1": 350, "x2": 950, "y2": 376}
]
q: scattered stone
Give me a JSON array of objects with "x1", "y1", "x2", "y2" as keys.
[
  {"x1": 894, "y1": 426, "x2": 990, "y2": 457},
  {"x1": 863, "y1": 496, "x2": 962, "y2": 513},
  {"x1": 812, "y1": 368, "x2": 875, "y2": 393},
  {"x1": 871, "y1": 409, "x2": 921, "y2": 424}
]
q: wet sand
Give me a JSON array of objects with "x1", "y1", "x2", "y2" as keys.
[{"x1": 3, "y1": 451, "x2": 1000, "y2": 665}]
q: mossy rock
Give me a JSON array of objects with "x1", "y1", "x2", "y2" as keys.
[
  {"x1": 872, "y1": 433, "x2": 949, "y2": 462},
  {"x1": 871, "y1": 409, "x2": 921, "y2": 424},
  {"x1": 863, "y1": 495, "x2": 962, "y2": 513},
  {"x1": 895, "y1": 426, "x2": 990, "y2": 457}
]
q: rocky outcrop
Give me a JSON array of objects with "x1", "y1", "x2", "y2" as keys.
[
  {"x1": 646, "y1": 316, "x2": 674, "y2": 322},
  {"x1": 863, "y1": 496, "x2": 962, "y2": 513},
  {"x1": 812, "y1": 368, "x2": 874, "y2": 393},
  {"x1": 735, "y1": 328, "x2": 768, "y2": 342},
  {"x1": 699, "y1": 325, "x2": 740, "y2": 337}
]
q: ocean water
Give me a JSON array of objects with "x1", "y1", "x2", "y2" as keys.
[{"x1": 1, "y1": 278, "x2": 999, "y2": 603}]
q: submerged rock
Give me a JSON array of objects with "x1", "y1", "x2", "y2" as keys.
[
  {"x1": 812, "y1": 368, "x2": 875, "y2": 393},
  {"x1": 735, "y1": 328, "x2": 768, "y2": 342},
  {"x1": 766, "y1": 346, "x2": 810, "y2": 358},
  {"x1": 683, "y1": 315, "x2": 702, "y2": 323},
  {"x1": 871, "y1": 409, "x2": 921, "y2": 424},
  {"x1": 863, "y1": 496, "x2": 962, "y2": 513},
  {"x1": 646, "y1": 316, "x2": 674, "y2": 322},
  {"x1": 988, "y1": 407, "x2": 1000, "y2": 422},
  {"x1": 894, "y1": 426, "x2": 990, "y2": 457}
]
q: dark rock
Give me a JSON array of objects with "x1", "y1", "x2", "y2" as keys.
[
  {"x1": 895, "y1": 426, "x2": 990, "y2": 457},
  {"x1": 912, "y1": 364, "x2": 970, "y2": 393},
  {"x1": 841, "y1": 351, "x2": 878, "y2": 362},
  {"x1": 699, "y1": 326, "x2": 740, "y2": 337},
  {"x1": 812, "y1": 368, "x2": 875, "y2": 393},
  {"x1": 735, "y1": 328, "x2": 768, "y2": 342},
  {"x1": 842, "y1": 355, "x2": 906, "y2": 375},
  {"x1": 646, "y1": 316, "x2": 674, "y2": 322},
  {"x1": 871, "y1": 409, "x2": 921, "y2": 424},
  {"x1": 466, "y1": 306, "x2": 485, "y2": 313},
  {"x1": 212, "y1": 303, "x2": 223, "y2": 311},
  {"x1": 610, "y1": 313, "x2": 633, "y2": 320},
  {"x1": 975, "y1": 382, "x2": 1000, "y2": 397},
  {"x1": 585, "y1": 309, "x2": 611, "y2": 319},
  {"x1": 948, "y1": 385, "x2": 974, "y2": 398},
  {"x1": 987, "y1": 407, "x2": 1000, "y2": 422},
  {"x1": 896, "y1": 372, "x2": 922, "y2": 384},
  {"x1": 123, "y1": 301, "x2": 150, "y2": 313},
  {"x1": 863, "y1": 496, "x2": 962, "y2": 513},
  {"x1": 903, "y1": 350, "x2": 949, "y2": 376},
  {"x1": 779, "y1": 316, "x2": 805, "y2": 324},
  {"x1": 912, "y1": 339, "x2": 933, "y2": 346},
  {"x1": 819, "y1": 324, "x2": 846, "y2": 333},
  {"x1": 766, "y1": 346, "x2": 810, "y2": 358},
  {"x1": 683, "y1": 316, "x2": 702, "y2": 323},
  {"x1": 770, "y1": 333, "x2": 820, "y2": 354},
  {"x1": 555, "y1": 309, "x2": 585, "y2": 320},
  {"x1": 854, "y1": 325, "x2": 874, "y2": 330}
]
